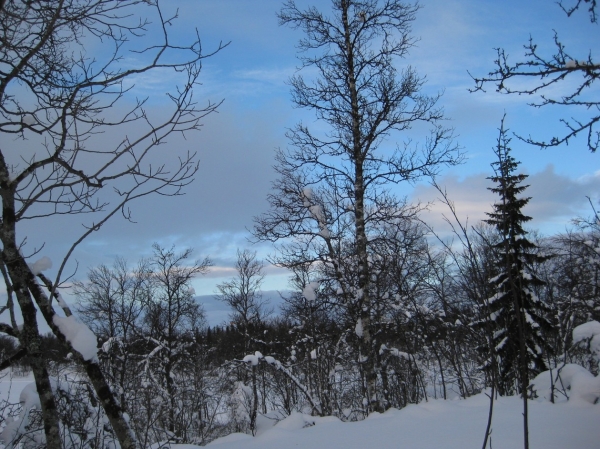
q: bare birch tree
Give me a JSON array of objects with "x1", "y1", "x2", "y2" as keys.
[
  {"x1": 0, "y1": 1, "x2": 226, "y2": 448},
  {"x1": 216, "y1": 249, "x2": 270, "y2": 356},
  {"x1": 254, "y1": 0, "x2": 461, "y2": 414},
  {"x1": 142, "y1": 244, "x2": 210, "y2": 441}
]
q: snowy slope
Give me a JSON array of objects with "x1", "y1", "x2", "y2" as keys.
[
  {"x1": 206, "y1": 393, "x2": 599, "y2": 449},
  {"x1": 0, "y1": 371, "x2": 34, "y2": 405},
  {"x1": 2, "y1": 372, "x2": 598, "y2": 448}
]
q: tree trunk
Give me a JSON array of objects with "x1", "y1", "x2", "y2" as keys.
[
  {"x1": 23, "y1": 261, "x2": 138, "y2": 449},
  {"x1": 0, "y1": 164, "x2": 62, "y2": 449},
  {"x1": 514, "y1": 289, "x2": 530, "y2": 449},
  {"x1": 341, "y1": 0, "x2": 379, "y2": 414},
  {"x1": 15, "y1": 293, "x2": 62, "y2": 449},
  {"x1": 250, "y1": 365, "x2": 258, "y2": 435}
]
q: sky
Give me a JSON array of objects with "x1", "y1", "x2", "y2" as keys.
[{"x1": 1, "y1": 0, "x2": 599, "y2": 325}]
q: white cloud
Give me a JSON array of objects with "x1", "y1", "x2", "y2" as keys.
[{"x1": 413, "y1": 165, "x2": 600, "y2": 237}]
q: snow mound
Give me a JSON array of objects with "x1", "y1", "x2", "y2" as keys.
[
  {"x1": 531, "y1": 364, "x2": 600, "y2": 403},
  {"x1": 570, "y1": 370, "x2": 600, "y2": 405},
  {"x1": 205, "y1": 394, "x2": 600, "y2": 449},
  {"x1": 274, "y1": 412, "x2": 316, "y2": 430},
  {"x1": 254, "y1": 410, "x2": 287, "y2": 436},
  {"x1": 151, "y1": 444, "x2": 208, "y2": 449},
  {"x1": 208, "y1": 433, "x2": 253, "y2": 446},
  {"x1": 573, "y1": 320, "x2": 600, "y2": 361}
]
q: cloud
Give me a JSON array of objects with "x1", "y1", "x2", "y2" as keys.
[
  {"x1": 4, "y1": 0, "x2": 596, "y2": 304},
  {"x1": 232, "y1": 67, "x2": 296, "y2": 85},
  {"x1": 526, "y1": 166, "x2": 600, "y2": 228},
  {"x1": 9, "y1": 90, "x2": 289, "y2": 291},
  {"x1": 413, "y1": 165, "x2": 600, "y2": 237}
]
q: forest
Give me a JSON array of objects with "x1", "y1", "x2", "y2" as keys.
[{"x1": 0, "y1": 1, "x2": 598, "y2": 448}]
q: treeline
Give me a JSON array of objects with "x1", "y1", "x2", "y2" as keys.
[{"x1": 2, "y1": 206, "x2": 597, "y2": 447}]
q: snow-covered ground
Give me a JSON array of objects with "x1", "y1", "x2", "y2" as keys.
[
  {"x1": 0, "y1": 371, "x2": 34, "y2": 405},
  {"x1": 204, "y1": 395, "x2": 599, "y2": 449},
  {"x1": 2, "y1": 370, "x2": 598, "y2": 449}
]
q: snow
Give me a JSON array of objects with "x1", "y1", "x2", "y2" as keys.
[
  {"x1": 55, "y1": 291, "x2": 69, "y2": 309},
  {"x1": 380, "y1": 345, "x2": 410, "y2": 359},
  {"x1": 573, "y1": 321, "x2": 600, "y2": 361},
  {"x1": 52, "y1": 314, "x2": 98, "y2": 361},
  {"x1": 203, "y1": 394, "x2": 600, "y2": 449},
  {"x1": 302, "y1": 187, "x2": 313, "y2": 202},
  {"x1": 570, "y1": 370, "x2": 600, "y2": 405},
  {"x1": 1, "y1": 375, "x2": 43, "y2": 447},
  {"x1": 355, "y1": 317, "x2": 363, "y2": 337},
  {"x1": 496, "y1": 336, "x2": 508, "y2": 351},
  {"x1": 318, "y1": 227, "x2": 331, "y2": 238},
  {"x1": 301, "y1": 188, "x2": 330, "y2": 237},
  {"x1": 308, "y1": 204, "x2": 324, "y2": 222},
  {"x1": 21, "y1": 114, "x2": 36, "y2": 125},
  {"x1": 2, "y1": 370, "x2": 599, "y2": 449},
  {"x1": 388, "y1": 348, "x2": 410, "y2": 360},
  {"x1": 531, "y1": 363, "x2": 600, "y2": 404},
  {"x1": 152, "y1": 445, "x2": 208, "y2": 449},
  {"x1": 302, "y1": 282, "x2": 320, "y2": 301},
  {"x1": 576, "y1": 319, "x2": 600, "y2": 340},
  {"x1": 242, "y1": 351, "x2": 263, "y2": 366},
  {"x1": 28, "y1": 256, "x2": 52, "y2": 275},
  {"x1": 208, "y1": 433, "x2": 252, "y2": 446}
]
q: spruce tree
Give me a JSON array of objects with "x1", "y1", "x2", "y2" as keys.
[{"x1": 484, "y1": 118, "x2": 554, "y2": 449}]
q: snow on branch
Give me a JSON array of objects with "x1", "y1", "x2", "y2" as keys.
[
  {"x1": 241, "y1": 351, "x2": 323, "y2": 415},
  {"x1": 52, "y1": 315, "x2": 98, "y2": 362}
]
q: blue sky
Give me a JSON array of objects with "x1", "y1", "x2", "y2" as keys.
[
  {"x1": 163, "y1": 0, "x2": 599, "y2": 293},
  {"x1": 2, "y1": 0, "x2": 599, "y2": 325}
]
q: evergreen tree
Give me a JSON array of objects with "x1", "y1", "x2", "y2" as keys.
[
  {"x1": 484, "y1": 118, "x2": 554, "y2": 449},
  {"x1": 485, "y1": 118, "x2": 553, "y2": 394}
]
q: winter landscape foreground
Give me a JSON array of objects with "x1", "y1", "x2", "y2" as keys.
[
  {"x1": 204, "y1": 396, "x2": 600, "y2": 449},
  {"x1": 2, "y1": 370, "x2": 599, "y2": 449}
]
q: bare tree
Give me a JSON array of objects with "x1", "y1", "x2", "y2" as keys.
[
  {"x1": 0, "y1": 1, "x2": 226, "y2": 448},
  {"x1": 73, "y1": 257, "x2": 151, "y2": 409},
  {"x1": 471, "y1": 0, "x2": 599, "y2": 152},
  {"x1": 254, "y1": 0, "x2": 460, "y2": 413},
  {"x1": 215, "y1": 249, "x2": 270, "y2": 354},
  {"x1": 215, "y1": 249, "x2": 270, "y2": 436},
  {"x1": 142, "y1": 244, "x2": 210, "y2": 440},
  {"x1": 75, "y1": 257, "x2": 150, "y2": 342}
]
